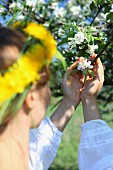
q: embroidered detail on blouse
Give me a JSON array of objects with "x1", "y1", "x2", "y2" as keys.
[{"x1": 80, "y1": 119, "x2": 113, "y2": 147}]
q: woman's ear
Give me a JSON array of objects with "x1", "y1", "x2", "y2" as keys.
[{"x1": 23, "y1": 87, "x2": 38, "y2": 112}]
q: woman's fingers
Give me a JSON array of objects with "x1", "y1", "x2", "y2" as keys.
[
  {"x1": 69, "y1": 56, "x2": 104, "y2": 86},
  {"x1": 96, "y1": 58, "x2": 103, "y2": 79},
  {"x1": 69, "y1": 60, "x2": 78, "y2": 70},
  {"x1": 89, "y1": 52, "x2": 97, "y2": 60},
  {"x1": 101, "y1": 64, "x2": 104, "y2": 83},
  {"x1": 79, "y1": 71, "x2": 84, "y2": 83}
]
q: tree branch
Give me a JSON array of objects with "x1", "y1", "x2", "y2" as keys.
[
  {"x1": 90, "y1": 8, "x2": 102, "y2": 26},
  {"x1": 91, "y1": 35, "x2": 113, "y2": 64},
  {"x1": 90, "y1": 3, "x2": 108, "y2": 26}
]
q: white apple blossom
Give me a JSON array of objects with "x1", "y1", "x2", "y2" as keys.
[
  {"x1": 68, "y1": 32, "x2": 86, "y2": 48},
  {"x1": 87, "y1": 0, "x2": 93, "y2": 5},
  {"x1": 84, "y1": 59, "x2": 93, "y2": 69},
  {"x1": 68, "y1": 0, "x2": 76, "y2": 7},
  {"x1": 26, "y1": 0, "x2": 37, "y2": 7},
  {"x1": 58, "y1": 28, "x2": 65, "y2": 36},
  {"x1": 72, "y1": 22, "x2": 77, "y2": 26},
  {"x1": 74, "y1": 32, "x2": 86, "y2": 44},
  {"x1": 51, "y1": 2, "x2": 58, "y2": 9},
  {"x1": 43, "y1": 22, "x2": 49, "y2": 27},
  {"x1": 0, "y1": 7, "x2": 5, "y2": 13},
  {"x1": 9, "y1": 2, "x2": 22, "y2": 9},
  {"x1": 77, "y1": 58, "x2": 93, "y2": 71},
  {"x1": 110, "y1": 4, "x2": 113, "y2": 12},
  {"x1": 77, "y1": 62, "x2": 86, "y2": 70},
  {"x1": 68, "y1": 37, "x2": 76, "y2": 49},
  {"x1": 87, "y1": 44, "x2": 98, "y2": 54},
  {"x1": 54, "y1": 7, "x2": 66, "y2": 18},
  {"x1": 100, "y1": 13, "x2": 108, "y2": 20},
  {"x1": 16, "y1": 14, "x2": 25, "y2": 20},
  {"x1": 38, "y1": 0, "x2": 45, "y2": 4},
  {"x1": 95, "y1": 17, "x2": 100, "y2": 22},
  {"x1": 70, "y1": 6, "x2": 81, "y2": 16}
]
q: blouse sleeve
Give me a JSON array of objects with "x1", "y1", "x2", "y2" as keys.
[
  {"x1": 78, "y1": 119, "x2": 113, "y2": 170},
  {"x1": 29, "y1": 117, "x2": 63, "y2": 170}
]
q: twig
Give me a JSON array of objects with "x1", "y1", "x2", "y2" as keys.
[
  {"x1": 91, "y1": 36, "x2": 113, "y2": 64},
  {"x1": 90, "y1": 3, "x2": 108, "y2": 26},
  {"x1": 90, "y1": 8, "x2": 102, "y2": 26},
  {"x1": 95, "y1": 25, "x2": 105, "y2": 29}
]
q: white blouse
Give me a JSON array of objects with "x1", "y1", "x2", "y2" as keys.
[
  {"x1": 29, "y1": 118, "x2": 113, "y2": 170},
  {"x1": 29, "y1": 117, "x2": 63, "y2": 170},
  {"x1": 78, "y1": 119, "x2": 113, "y2": 170}
]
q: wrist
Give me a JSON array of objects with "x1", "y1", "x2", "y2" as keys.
[
  {"x1": 63, "y1": 96, "x2": 80, "y2": 108},
  {"x1": 81, "y1": 94, "x2": 97, "y2": 106},
  {"x1": 81, "y1": 93, "x2": 97, "y2": 101},
  {"x1": 81, "y1": 94, "x2": 101, "y2": 122}
]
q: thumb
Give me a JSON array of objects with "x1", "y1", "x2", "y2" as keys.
[{"x1": 90, "y1": 52, "x2": 97, "y2": 60}]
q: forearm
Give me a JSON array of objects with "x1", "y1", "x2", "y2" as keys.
[
  {"x1": 81, "y1": 95, "x2": 101, "y2": 122},
  {"x1": 50, "y1": 97, "x2": 78, "y2": 132}
]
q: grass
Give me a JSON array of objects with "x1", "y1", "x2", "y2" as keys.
[{"x1": 46, "y1": 97, "x2": 113, "y2": 170}]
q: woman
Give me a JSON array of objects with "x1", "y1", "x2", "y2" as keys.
[{"x1": 0, "y1": 23, "x2": 83, "y2": 170}]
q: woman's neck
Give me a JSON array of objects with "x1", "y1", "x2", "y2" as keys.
[{"x1": 0, "y1": 111, "x2": 30, "y2": 170}]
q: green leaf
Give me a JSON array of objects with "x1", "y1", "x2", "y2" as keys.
[
  {"x1": 94, "y1": 37, "x2": 102, "y2": 41},
  {"x1": 85, "y1": 33, "x2": 94, "y2": 43},
  {"x1": 0, "y1": 94, "x2": 16, "y2": 124},
  {"x1": 87, "y1": 69, "x2": 95, "y2": 77},
  {"x1": 104, "y1": 5, "x2": 111, "y2": 13},
  {"x1": 82, "y1": 69, "x2": 88, "y2": 76},
  {"x1": 55, "y1": 50, "x2": 67, "y2": 71},
  {"x1": 66, "y1": 31, "x2": 75, "y2": 38},
  {"x1": 0, "y1": 86, "x2": 30, "y2": 125},
  {"x1": 90, "y1": 2, "x2": 96, "y2": 10},
  {"x1": 57, "y1": 38, "x2": 68, "y2": 46},
  {"x1": 90, "y1": 27, "x2": 97, "y2": 33},
  {"x1": 84, "y1": 26, "x2": 95, "y2": 33},
  {"x1": 11, "y1": 86, "x2": 30, "y2": 116},
  {"x1": 71, "y1": 69, "x2": 78, "y2": 75},
  {"x1": 107, "y1": 12, "x2": 113, "y2": 22},
  {"x1": 5, "y1": 11, "x2": 21, "y2": 26},
  {"x1": 64, "y1": 23, "x2": 79, "y2": 32},
  {"x1": 94, "y1": 0, "x2": 104, "y2": 5}
]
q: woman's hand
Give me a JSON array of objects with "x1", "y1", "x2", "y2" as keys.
[
  {"x1": 62, "y1": 59, "x2": 84, "y2": 106},
  {"x1": 81, "y1": 53, "x2": 104, "y2": 99}
]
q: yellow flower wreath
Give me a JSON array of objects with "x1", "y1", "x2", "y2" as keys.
[{"x1": 0, "y1": 22, "x2": 57, "y2": 104}]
